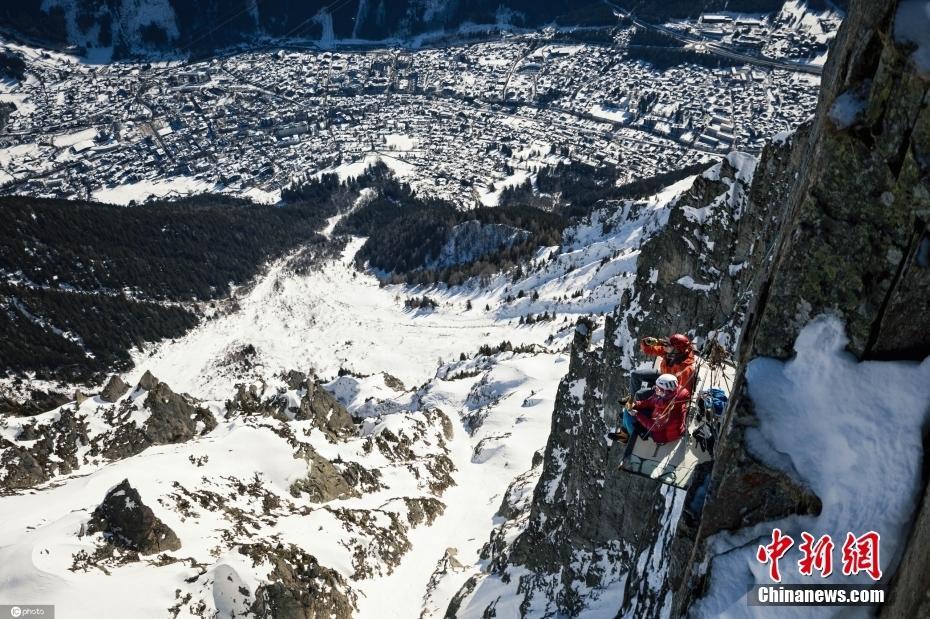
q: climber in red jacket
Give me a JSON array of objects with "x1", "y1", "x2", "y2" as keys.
[
  {"x1": 628, "y1": 333, "x2": 696, "y2": 401},
  {"x1": 614, "y1": 373, "x2": 690, "y2": 444}
]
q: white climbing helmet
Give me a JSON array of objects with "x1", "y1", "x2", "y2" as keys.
[{"x1": 655, "y1": 373, "x2": 679, "y2": 393}]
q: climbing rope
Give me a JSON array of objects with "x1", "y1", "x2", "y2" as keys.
[{"x1": 640, "y1": 394, "x2": 678, "y2": 433}]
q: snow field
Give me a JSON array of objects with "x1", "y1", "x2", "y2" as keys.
[
  {"x1": 0, "y1": 162, "x2": 704, "y2": 617},
  {"x1": 127, "y1": 237, "x2": 559, "y2": 400},
  {"x1": 355, "y1": 352, "x2": 569, "y2": 618},
  {"x1": 128, "y1": 172, "x2": 693, "y2": 401},
  {"x1": 0, "y1": 348, "x2": 566, "y2": 618}
]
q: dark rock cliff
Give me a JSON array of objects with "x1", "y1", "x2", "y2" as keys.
[
  {"x1": 673, "y1": 0, "x2": 930, "y2": 614},
  {"x1": 449, "y1": 141, "x2": 793, "y2": 615}
]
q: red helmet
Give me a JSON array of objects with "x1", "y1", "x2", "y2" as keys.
[{"x1": 669, "y1": 333, "x2": 691, "y2": 353}]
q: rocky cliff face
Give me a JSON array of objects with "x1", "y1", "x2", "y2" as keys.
[
  {"x1": 615, "y1": 149, "x2": 784, "y2": 364},
  {"x1": 447, "y1": 143, "x2": 794, "y2": 615},
  {"x1": 674, "y1": 0, "x2": 930, "y2": 613},
  {"x1": 743, "y1": 5, "x2": 930, "y2": 362}
]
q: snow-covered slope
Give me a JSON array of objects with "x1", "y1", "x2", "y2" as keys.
[
  {"x1": 0, "y1": 349, "x2": 568, "y2": 618},
  {"x1": 692, "y1": 317, "x2": 930, "y2": 617},
  {"x1": 0, "y1": 172, "x2": 702, "y2": 618},
  {"x1": 127, "y1": 179, "x2": 688, "y2": 400}
]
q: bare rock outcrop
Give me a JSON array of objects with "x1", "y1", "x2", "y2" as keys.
[
  {"x1": 100, "y1": 375, "x2": 129, "y2": 403},
  {"x1": 1, "y1": 372, "x2": 216, "y2": 492},
  {"x1": 0, "y1": 408, "x2": 90, "y2": 491},
  {"x1": 244, "y1": 543, "x2": 357, "y2": 619},
  {"x1": 102, "y1": 373, "x2": 216, "y2": 460},
  {"x1": 225, "y1": 370, "x2": 354, "y2": 440},
  {"x1": 86, "y1": 479, "x2": 181, "y2": 555}
]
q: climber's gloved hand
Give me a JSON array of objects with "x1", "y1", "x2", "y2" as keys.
[{"x1": 643, "y1": 337, "x2": 659, "y2": 346}]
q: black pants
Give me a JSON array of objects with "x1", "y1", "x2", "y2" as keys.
[{"x1": 629, "y1": 368, "x2": 660, "y2": 398}]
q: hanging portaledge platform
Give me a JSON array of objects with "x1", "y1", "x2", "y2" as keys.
[
  {"x1": 617, "y1": 352, "x2": 735, "y2": 489},
  {"x1": 618, "y1": 431, "x2": 712, "y2": 489}
]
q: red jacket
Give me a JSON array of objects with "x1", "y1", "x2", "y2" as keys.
[
  {"x1": 640, "y1": 340, "x2": 697, "y2": 390},
  {"x1": 632, "y1": 386, "x2": 690, "y2": 444}
]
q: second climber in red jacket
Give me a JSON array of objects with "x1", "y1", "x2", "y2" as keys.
[
  {"x1": 628, "y1": 333, "x2": 696, "y2": 402},
  {"x1": 616, "y1": 373, "x2": 690, "y2": 444}
]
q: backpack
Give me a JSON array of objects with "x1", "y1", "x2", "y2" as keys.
[{"x1": 701, "y1": 388, "x2": 728, "y2": 416}]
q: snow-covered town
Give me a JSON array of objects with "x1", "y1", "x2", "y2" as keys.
[{"x1": 0, "y1": 2, "x2": 839, "y2": 206}]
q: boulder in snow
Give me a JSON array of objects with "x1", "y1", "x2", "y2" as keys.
[
  {"x1": 100, "y1": 375, "x2": 129, "y2": 403},
  {"x1": 87, "y1": 479, "x2": 181, "y2": 555}
]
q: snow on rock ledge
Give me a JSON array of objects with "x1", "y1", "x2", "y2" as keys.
[
  {"x1": 693, "y1": 316, "x2": 930, "y2": 616},
  {"x1": 894, "y1": 0, "x2": 930, "y2": 74}
]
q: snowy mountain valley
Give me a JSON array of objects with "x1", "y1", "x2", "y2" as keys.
[
  {"x1": 3, "y1": 0, "x2": 930, "y2": 617},
  {"x1": 1, "y1": 163, "x2": 714, "y2": 617}
]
